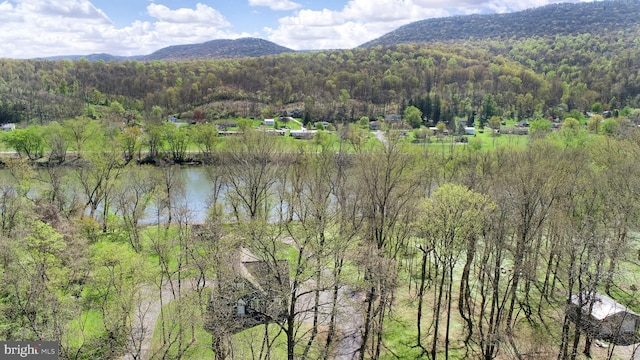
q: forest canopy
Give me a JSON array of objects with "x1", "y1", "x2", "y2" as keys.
[{"x1": 1, "y1": 28, "x2": 640, "y2": 127}]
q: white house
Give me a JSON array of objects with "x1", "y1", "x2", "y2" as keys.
[
  {"x1": 264, "y1": 118, "x2": 275, "y2": 127},
  {"x1": 1, "y1": 123, "x2": 16, "y2": 132}
]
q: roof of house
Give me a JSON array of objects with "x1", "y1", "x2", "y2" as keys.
[{"x1": 571, "y1": 293, "x2": 638, "y2": 320}]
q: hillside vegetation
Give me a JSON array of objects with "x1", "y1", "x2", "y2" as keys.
[
  {"x1": 143, "y1": 38, "x2": 295, "y2": 61},
  {"x1": 2, "y1": 4, "x2": 640, "y2": 358},
  {"x1": 2, "y1": 32, "x2": 640, "y2": 128},
  {"x1": 362, "y1": 1, "x2": 640, "y2": 47}
]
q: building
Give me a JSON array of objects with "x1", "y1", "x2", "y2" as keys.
[
  {"x1": 369, "y1": 121, "x2": 382, "y2": 130},
  {"x1": 264, "y1": 118, "x2": 275, "y2": 127},
  {"x1": 568, "y1": 293, "x2": 640, "y2": 346},
  {"x1": 205, "y1": 257, "x2": 289, "y2": 335},
  {"x1": 289, "y1": 130, "x2": 316, "y2": 139},
  {"x1": 1, "y1": 123, "x2": 16, "y2": 131},
  {"x1": 385, "y1": 114, "x2": 402, "y2": 122}
]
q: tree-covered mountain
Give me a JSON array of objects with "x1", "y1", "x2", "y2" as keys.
[
  {"x1": 42, "y1": 53, "x2": 142, "y2": 62},
  {"x1": 40, "y1": 38, "x2": 295, "y2": 62},
  {"x1": 143, "y1": 37, "x2": 295, "y2": 61},
  {"x1": 2, "y1": 30, "x2": 640, "y2": 127},
  {"x1": 362, "y1": 0, "x2": 640, "y2": 47}
]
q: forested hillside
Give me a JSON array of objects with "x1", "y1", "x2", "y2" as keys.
[
  {"x1": 362, "y1": 0, "x2": 640, "y2": 47},
  {"x1": 3, "y1": 2, "x2": 640, "y2": 359},
  {"x1": 2, "y1": 32, "x2": 640, "y2": 128},
  {"x1": 143, "y1": 38, "x2": 295, "y2": 61}
]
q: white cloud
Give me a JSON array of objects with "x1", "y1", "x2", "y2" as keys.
[
  {"x1": 249, "y1": 0, "x2": 301, "y2": 11},
  {"x1": 266, "y1": 0, "x2": 450, "y2": 50},
  {"x1": 147, "y1": 3, "x2": 229, "y2": 25},
  {"x1": 0, "y1": 0, "x2": 598, "y2": 58},
  {"x1": 0, "y1": 1, "x2": 247, "y2": 58},
  {"x1": 265, "y1": 0, "x2": 595, "y2": 50}
]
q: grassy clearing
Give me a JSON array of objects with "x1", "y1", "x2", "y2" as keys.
[
  {"x1": 62, "y1": 309, "x2": 105, "y2": 351},
  {"x1": 149, "y1": 298, "x2": 215, "y2": 360}
]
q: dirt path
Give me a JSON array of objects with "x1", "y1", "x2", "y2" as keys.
[
  {"x1": 123, "y1": 277, "x2": 210, "y2": 360},
  {"x1": 281, "y1": 237, "x2": 364, "y2": 359},
  {"x1": 602, "y1": 343, "x2": 640, "y2": 359},
  {"x1": 374, "y1": 130, "x2": 388, "y2": 146}
]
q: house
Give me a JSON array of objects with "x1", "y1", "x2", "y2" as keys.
[
  {"x1": 464, "y1": 127, "x2": 475, "y2": 135},
  {"x1": 385, "y1": 114, "x2": 402, "y2": 122},
  {"x1": 1, "y1": 123, "x2": 16, "y2": 132},
  {"x1": 205, "y1": 257, "x2": 289, "y2": 335},
  {"x1": 266, "y1": 129, "x2": 286, "y2": 136},
  {"x1": 429, "y1": 127, "x2": 449, "y2": 135},
  {"x1": 264, "y1": 118, "x2": 275, "y2": 127},
  {"x1": 369, "y1": 121, "x2": 382, "y2": 130},
  {"x1": 567, "y1": 293, "x2": 640, "y2": 346},
  {"x1": 501, "y1": 127, "x2": 529, "y2": 135},
  {"x1": 280, "y1": 109, "x2": 303, "y2": 118},
  {"x1": 289, "y1": 130, "x2": 316, "y2": 139}
]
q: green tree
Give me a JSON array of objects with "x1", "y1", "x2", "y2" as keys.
[
  {"x1": 601, "y1": 118, "x2": 619, "y2": 135},
  {"x1": 144, "y1": 124, "x2": 165, "y2": 159},
  {"x1": 487, "y1": 116, "x2": 501, "y2": 129},
  {"x1": 43, "y1": 121, "x2": 68, "y2": 164},
  {"x1": 3, "y1": 220, "x2": 73, "y2": 341},
  {"x1": 480, "y1": 94, "x2": 498, "y2": 127},
  {"x1": 1, "y1": 126, "x2": 45, "y2": 160},
  {"x1": 119, "y1": 125, "x2": 142, "y2": 163},
  {"x1": 404, "y1": 105, "x2": 423, "y2": 128},
  {"x1": 191, "y1": 122, "x2": 218, "y2": 158},
  {"x1": 62, "y1": 116, "x2": 98, "y2": 159},
  {"x1": 417, "y1": 184, "x2": 493, "y2": 358},
  {"x1": 529, "y1": 119, "x2": 553, "y2": 140},
  {"x1": 164, "y1": 124, "x2": 190, "y2": 162},
  {"x1": 587, "y1": 114, "x2": 603, "y2": 134},
  {"x1": 358, "y1": 116, "x2": 370, "y2": 129},
  {"x1": 149, "y1": 105, "x2": 164, "y2": 124},
  {"x1": 591, "y1": 101, "x2": 603, "y2": 114},
  {"x1": 109, "y1": 101, "x2": 125, "y2": 119}
]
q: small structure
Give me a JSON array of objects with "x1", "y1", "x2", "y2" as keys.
[
  {"x1": 205, "y1": 257, "x2": 289, "y2": 335},
  {"x1": 369, "y1": 121, "x2": 382, "y2": 130},
  {"x1": 266, "y1": 129, "x2": 286, "y2": 136},
  {"x1": 385, "y1": 114, "x2": 402, "y2": 122},
  {"x1": 264, "y1": 118, "x2": 275, "y2": 127},
  {"x1": 1, "y1": 123, "x2": 16, "y2": 132},
  {"x1": 464, "y1": 127, "x2": 475, "y2": 135},
  {"x1": 501, "y1": 127, "x2": 529, "y2": 135},
  {"x1": 568, "y1": 293, "x2": 640, "y2": 346},
  {"x1": 289, "y1": 130, "x2": 316, "y2": 139}
]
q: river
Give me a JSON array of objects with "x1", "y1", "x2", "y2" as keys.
[{"x1": 0, "y1": 166, "x2": 218, "y2": 224}]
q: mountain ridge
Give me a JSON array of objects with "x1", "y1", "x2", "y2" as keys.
[
  {"x1": 361, "y1": 1, "x2": 640, "y2": 47},
  {"x1": 40, "y1": 37, "x2": 295, "y2": 62}
]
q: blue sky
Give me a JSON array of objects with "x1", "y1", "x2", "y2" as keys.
[{"x1": 0, "y1": 0, "x2": 594, "y2": 58}]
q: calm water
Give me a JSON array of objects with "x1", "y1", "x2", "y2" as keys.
[
  {"x1": 0, "y1": 166, "x2": 217, "y2": 224},
  {"x1": 143, "y1": 167, "x2": 217, "y2": 224}
]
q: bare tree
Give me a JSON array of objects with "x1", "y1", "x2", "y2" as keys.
[
  {"x1": 222, "y1": 130, "x2": 281, "y2": 222},
  {"x1": 354, "y1": 139, "x2": 420, "y2": 360}
]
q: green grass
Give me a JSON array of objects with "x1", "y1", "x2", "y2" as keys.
[
  {"x1": 62, "y1": 309, "x2": 105, "y2": 352},
  {"x1": 149, "y1": 298, "x2": 293, "y2": 360},
  {"x1": 149, "y1": 298, "x2": 215, "y2": 359}
]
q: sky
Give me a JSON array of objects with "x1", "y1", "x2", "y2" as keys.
[{"x1": 0, "y1": 0, "x2": 595, "y2": 59}]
